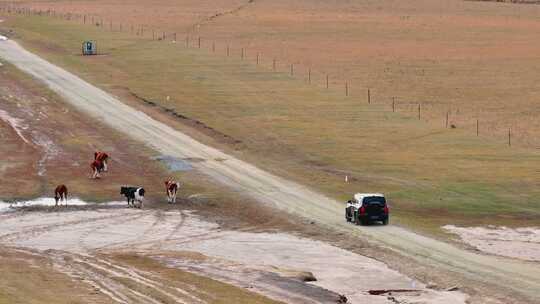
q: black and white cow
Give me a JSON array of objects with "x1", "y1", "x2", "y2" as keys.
[{"x1": 120, "y1": 186, "x2": 145, "y2": 208}]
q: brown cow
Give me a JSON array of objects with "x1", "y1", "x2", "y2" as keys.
[
  {"x1": 165, "y1": 180, "x2": 180, "y2": 204},
  {"x1": 54, "y1": 184, "x2": 68, "y2": 206},
  {"x1": 94, "y1": 151, "x2": 109, "y2": 172},
  {"x1": 90, "y1": 159, "x2": 104, "y2": 179}
]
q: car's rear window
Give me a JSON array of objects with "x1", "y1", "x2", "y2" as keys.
[{"x1": 362, "y1": 196, "x2": 386, "y2": 204}]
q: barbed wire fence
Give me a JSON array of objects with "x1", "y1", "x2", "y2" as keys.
[{"x1": 0, "y1": 4, "x2": 526, "y2": 149}]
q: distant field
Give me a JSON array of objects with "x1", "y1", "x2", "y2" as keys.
[
  {"x1": 5, "y1": 0, "x2": 540, "y2": 146},
  {"x1": 1, "y1": 0, "x2": 539, "y2": 235},
  {"x1": 468, "y1": 0, "x2": 540, "y2": 4}
]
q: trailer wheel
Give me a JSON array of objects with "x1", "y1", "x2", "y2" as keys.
[{"x1": 382, "y1": 218, "x2": 389, "y2": 225}]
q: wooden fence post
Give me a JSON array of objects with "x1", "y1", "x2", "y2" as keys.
[
  {"x1": 392, "y1": 97, "x2": 396, "y2": 113},
  {"x1": 367, "y1": 89, "x2": 371, "y2": 104},
  {"x1": 227, "y1": 45, "x2": 230, "y2": 56},
  {"x1": 273, "y1": 58, "x2": 276, "y2": 71},
  {"x1": 476, "y1": 119, "x2": 479, "y2": 136},
  {"x1": 256, "y1": 53, "x2": 259, "y2": 65},
  {"x1": 241, "y1": 48, "x2": 244, "y2": 59},
  {"x1": 290, "y1": 63, "x2": 294, "y2": 76},
  {"x1": 326, "y1": 74, "x2": 329, "y2": 89},
  {"x1": 198, "y1": 37, "x2": 201, "y2": 48},
  {"x1": 212, "y1": 41, "x2": 215, "y2": 53},
  {"x1": 308, "y1": 68, "x2": 311, "y2": 84},
  {"x1": 508, "y1": 128, "x2": 511, "y2": 147},
  {"x1": 418, "y1": 104, "x2": 421, "y2": 120},
  {"x1": 345, "y1": 82, "x2": 349, "y2": 96}
]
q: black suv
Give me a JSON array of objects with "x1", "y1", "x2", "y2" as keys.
[{"x1": 345, "y1": 194, "x2": 389, "y2": 225}]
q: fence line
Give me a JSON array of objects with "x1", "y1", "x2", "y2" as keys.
[{"x1": 0, "y1": 4, "x2": 527, "y2": 148}]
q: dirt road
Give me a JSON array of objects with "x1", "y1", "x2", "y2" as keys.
[{"x1": 0, "y1": 39, "x2": 539, "y2": 302}]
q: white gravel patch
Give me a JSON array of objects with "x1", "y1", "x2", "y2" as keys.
[
  {"x1": 443, "y1": 225, "x2": 540, "y2": 262},
  {"x1": 0, "y1": 197, "x2": 125, "y2": 213}
]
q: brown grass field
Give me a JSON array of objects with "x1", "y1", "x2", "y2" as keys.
[
  {"x1": 6, "y1": 0, "x2": 540, "y2": 145},
  {"x1": 1, "y1": 0, "x2": 539, "y2": 234}
]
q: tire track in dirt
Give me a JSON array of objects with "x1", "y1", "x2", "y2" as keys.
[
  {"x1": 90, "y1": 210, "x2": 178, "y2": 252},
  {"x1": 0, "y1": 212, "x2": 133, "y2": 244},
  {"x1": 45, "y1": 249, "x2": 205, "y2": 304},
  {"x1": 92, "y1": 257, "x2": 205, "y2": 304},
  {"x1": 78, "y1": 211, "x2": 152, "y2": 252}
]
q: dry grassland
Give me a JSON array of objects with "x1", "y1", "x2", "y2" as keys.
[{"x1": 9, "y1": 0, "x2": 540, "y2": 145}]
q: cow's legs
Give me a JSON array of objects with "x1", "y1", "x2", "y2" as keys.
[
  {"x1": 92, "y1": 168, "x2": 100, "y2": 179},
  {"x1": 172, "y1": 191, "x2": 177, "y2": 204},
  {"x1": 103, "y1": 161, "x2": 108, "y2": 172}
]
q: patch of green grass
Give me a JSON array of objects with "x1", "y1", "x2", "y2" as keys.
[{"x1": 4, "y1": 15, "x2": 540, "y2": 235}]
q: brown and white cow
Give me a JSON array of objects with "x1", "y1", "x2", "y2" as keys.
[
  {"x1": 94, "y1": 151, "x2": 109, "y2": 172},
  {"x1": 90, "y1": 159, "x2": 104, "y2": 179},
  {"x1": 54, "y1": 184, "x2": 68, "y2": 206},
  {"x1": 165, "y1": 180, "x2": 180, "y2": 204}
]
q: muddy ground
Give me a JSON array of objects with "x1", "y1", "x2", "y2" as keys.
[{"x1": 0, "y1": 202, "x2": 469, "y2": 304}]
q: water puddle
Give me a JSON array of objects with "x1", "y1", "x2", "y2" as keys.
[{"x1": 152, "y1": 155, "x2": 193, "y2": 171}]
